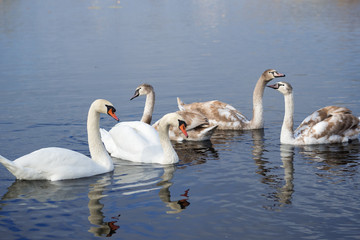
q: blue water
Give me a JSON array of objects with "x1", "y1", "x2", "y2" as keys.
[{"x1": 0, "y1": 0, "x2": 360, "y2": 239}]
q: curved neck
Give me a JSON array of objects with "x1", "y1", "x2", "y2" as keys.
[
  {"x1": 141, "y1": 91, "x2": 155, "y2": 124},
  {"x1": 87, "y1": 107, "x2": 114, "y2": 170},
  {"x1": 157, "y1": 119, "x2": 178, "y2": 164},
  {"x1": 249, "y1": 77, "x2": 267, "y2": 128},
  {"x1": 280, "y1": 93, "x2": 295, "y2": 144}
]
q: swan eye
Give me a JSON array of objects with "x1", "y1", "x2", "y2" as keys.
[
  {"x1": 106, "y1": 105, "x2": 116, "y2": 113},
  {"x1": 178, "y1": 119, "x2": 187, "y2": 128}
]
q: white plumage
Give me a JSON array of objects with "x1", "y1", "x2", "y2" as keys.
[
  {"x1": 101, "y1": 112, "x2": 188, "y2": 164},
  {"x1": 0, "y1": 99, "x2": 119, "y2": 181}
]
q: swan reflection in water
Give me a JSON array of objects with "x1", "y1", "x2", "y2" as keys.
[
  {"x1": 258, "y1": 144, "x2": 295, "y2": 210},
  {"x1": 0, "y1": 174, "x2": 120, "y2": 237},
  {"x1": 87, "y1": 175, "x2": 120, "y2": 237},
  {"x1": 157, "y1": 165, "x2": 190, "y2": 214},
  {"x1": 277, "y1": 145, "x2": 295, "y2": 206},
  {"x1": 112, "y1": 159, "x2": 191, "y2": 214},
  {"x1": 0, "y1": 159, "x2": 193, "y2": 238},
  {"x1": 261, "y1": 141, "x2": 360, "y2": 210},
  {"x1": 298, "y1": 142, "x2": 360, "y2": 178},
  {"x1": 250, "y1": 129, "x2": 295, "y2": 209},
  {"x1": 250, "y1": 129, "x2": 267, "y2": 177},
  {"x1": 173, "y1": 140, "x2": 219, "y2": 166},
  {"x1": 223, "y1": 129, "x2": 295, "y2": 209}
]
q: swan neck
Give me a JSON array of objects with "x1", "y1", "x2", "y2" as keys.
[
  {"x1": 250, "y1": 77, "x2": 266, "y2": 128},
  {"x1": 158, "y1": 119, "x2": 178, "y2": 164},
  {"x1": 281, "y1": 93, "x2": 295, "y2": 144},
  {"x1": 141, "y1": 91, "x2": 155, "y2": 124},
  {"x1": 87, "y1": 106, "x2": 113, "y2": 170}
]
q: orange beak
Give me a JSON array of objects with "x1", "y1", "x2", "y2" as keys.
[
  {"x1": 108, "y1": 108, "x2": 119, "y2": 122},
  {"x1": 179, "y1": 122, "x2": 188, "y2": 138}
]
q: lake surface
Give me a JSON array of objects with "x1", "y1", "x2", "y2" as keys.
[{"x1": 0, "y1": 0, "x2": 360, "y2": 239}]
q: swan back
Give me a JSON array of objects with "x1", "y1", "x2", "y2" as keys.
[
  {"x1": 177, "y1": 99, "x2": 250, "y2": 129},
  {"x1": 101, "y1": 112, "x2": 188, "y2": 164},
  {"x1": 294, "y1": 106, "x2": 360, "y2": 144},
  {"x1": 103, "y1": 121, "x2": 163, "y2": 161}
]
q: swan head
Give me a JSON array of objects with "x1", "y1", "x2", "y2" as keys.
[
  {"x1": 178, "y1": 119, "x2": 189, "y2": 138},
  {"x1": 169, "y1": 113, "x2": 188, "y2": 138},
  {"x1": 130, "y1": 83, "x2": 154, "y2": 100},
  {"x1": 92, "y1": 99, "x2": 119, "y2": 121},
  {"x1": 262, "y1": 69, "x2": 286, "y2": 82},
  {"x1": 267, "y1": 81, "x2": 293, "y2": 95},
  {"x1": 171, "y1": 113, "x2": 188, "y2": 138},
  {"x1": 160, "y1": 112, "x2": 189, "y2": 138}
]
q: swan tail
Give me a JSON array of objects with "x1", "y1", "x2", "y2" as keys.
[
  {"x1": 199, "y1": 125, "x2": 218, "y2": 140},
  {"x1": 177, "y1": 97, "x2": 185, "y2": 111},
  {"x1": 188, "y1": 125, "x2": 218, "y2": 141},
  {"x1": 0, "y1": 155, "x2": 18, "y2": 176}
]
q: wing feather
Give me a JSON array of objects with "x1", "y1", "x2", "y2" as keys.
[{"x1": 295, "y1": 106, "x2": 360, "y2": 143}]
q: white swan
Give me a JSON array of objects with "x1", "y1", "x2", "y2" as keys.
[
  {"x1": 268, "y1": 81, "x2": 360, "y2": 145},
  {"x1": 130, "y1": 83, "x2": 217, "y2": 141},
  {"x1": 177, "y1": 69, "x2": 286, "y2": 130},
  {"x1": 0, "y1": 99, "x2": 120, "y2": 181},
  {"x1": 100, "y1": 112, "x2": 188, "y2": 164}
]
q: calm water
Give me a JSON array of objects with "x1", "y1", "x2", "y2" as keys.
[{"x1": 1, "y1": 0, "x2": 360, "y2": 239}]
